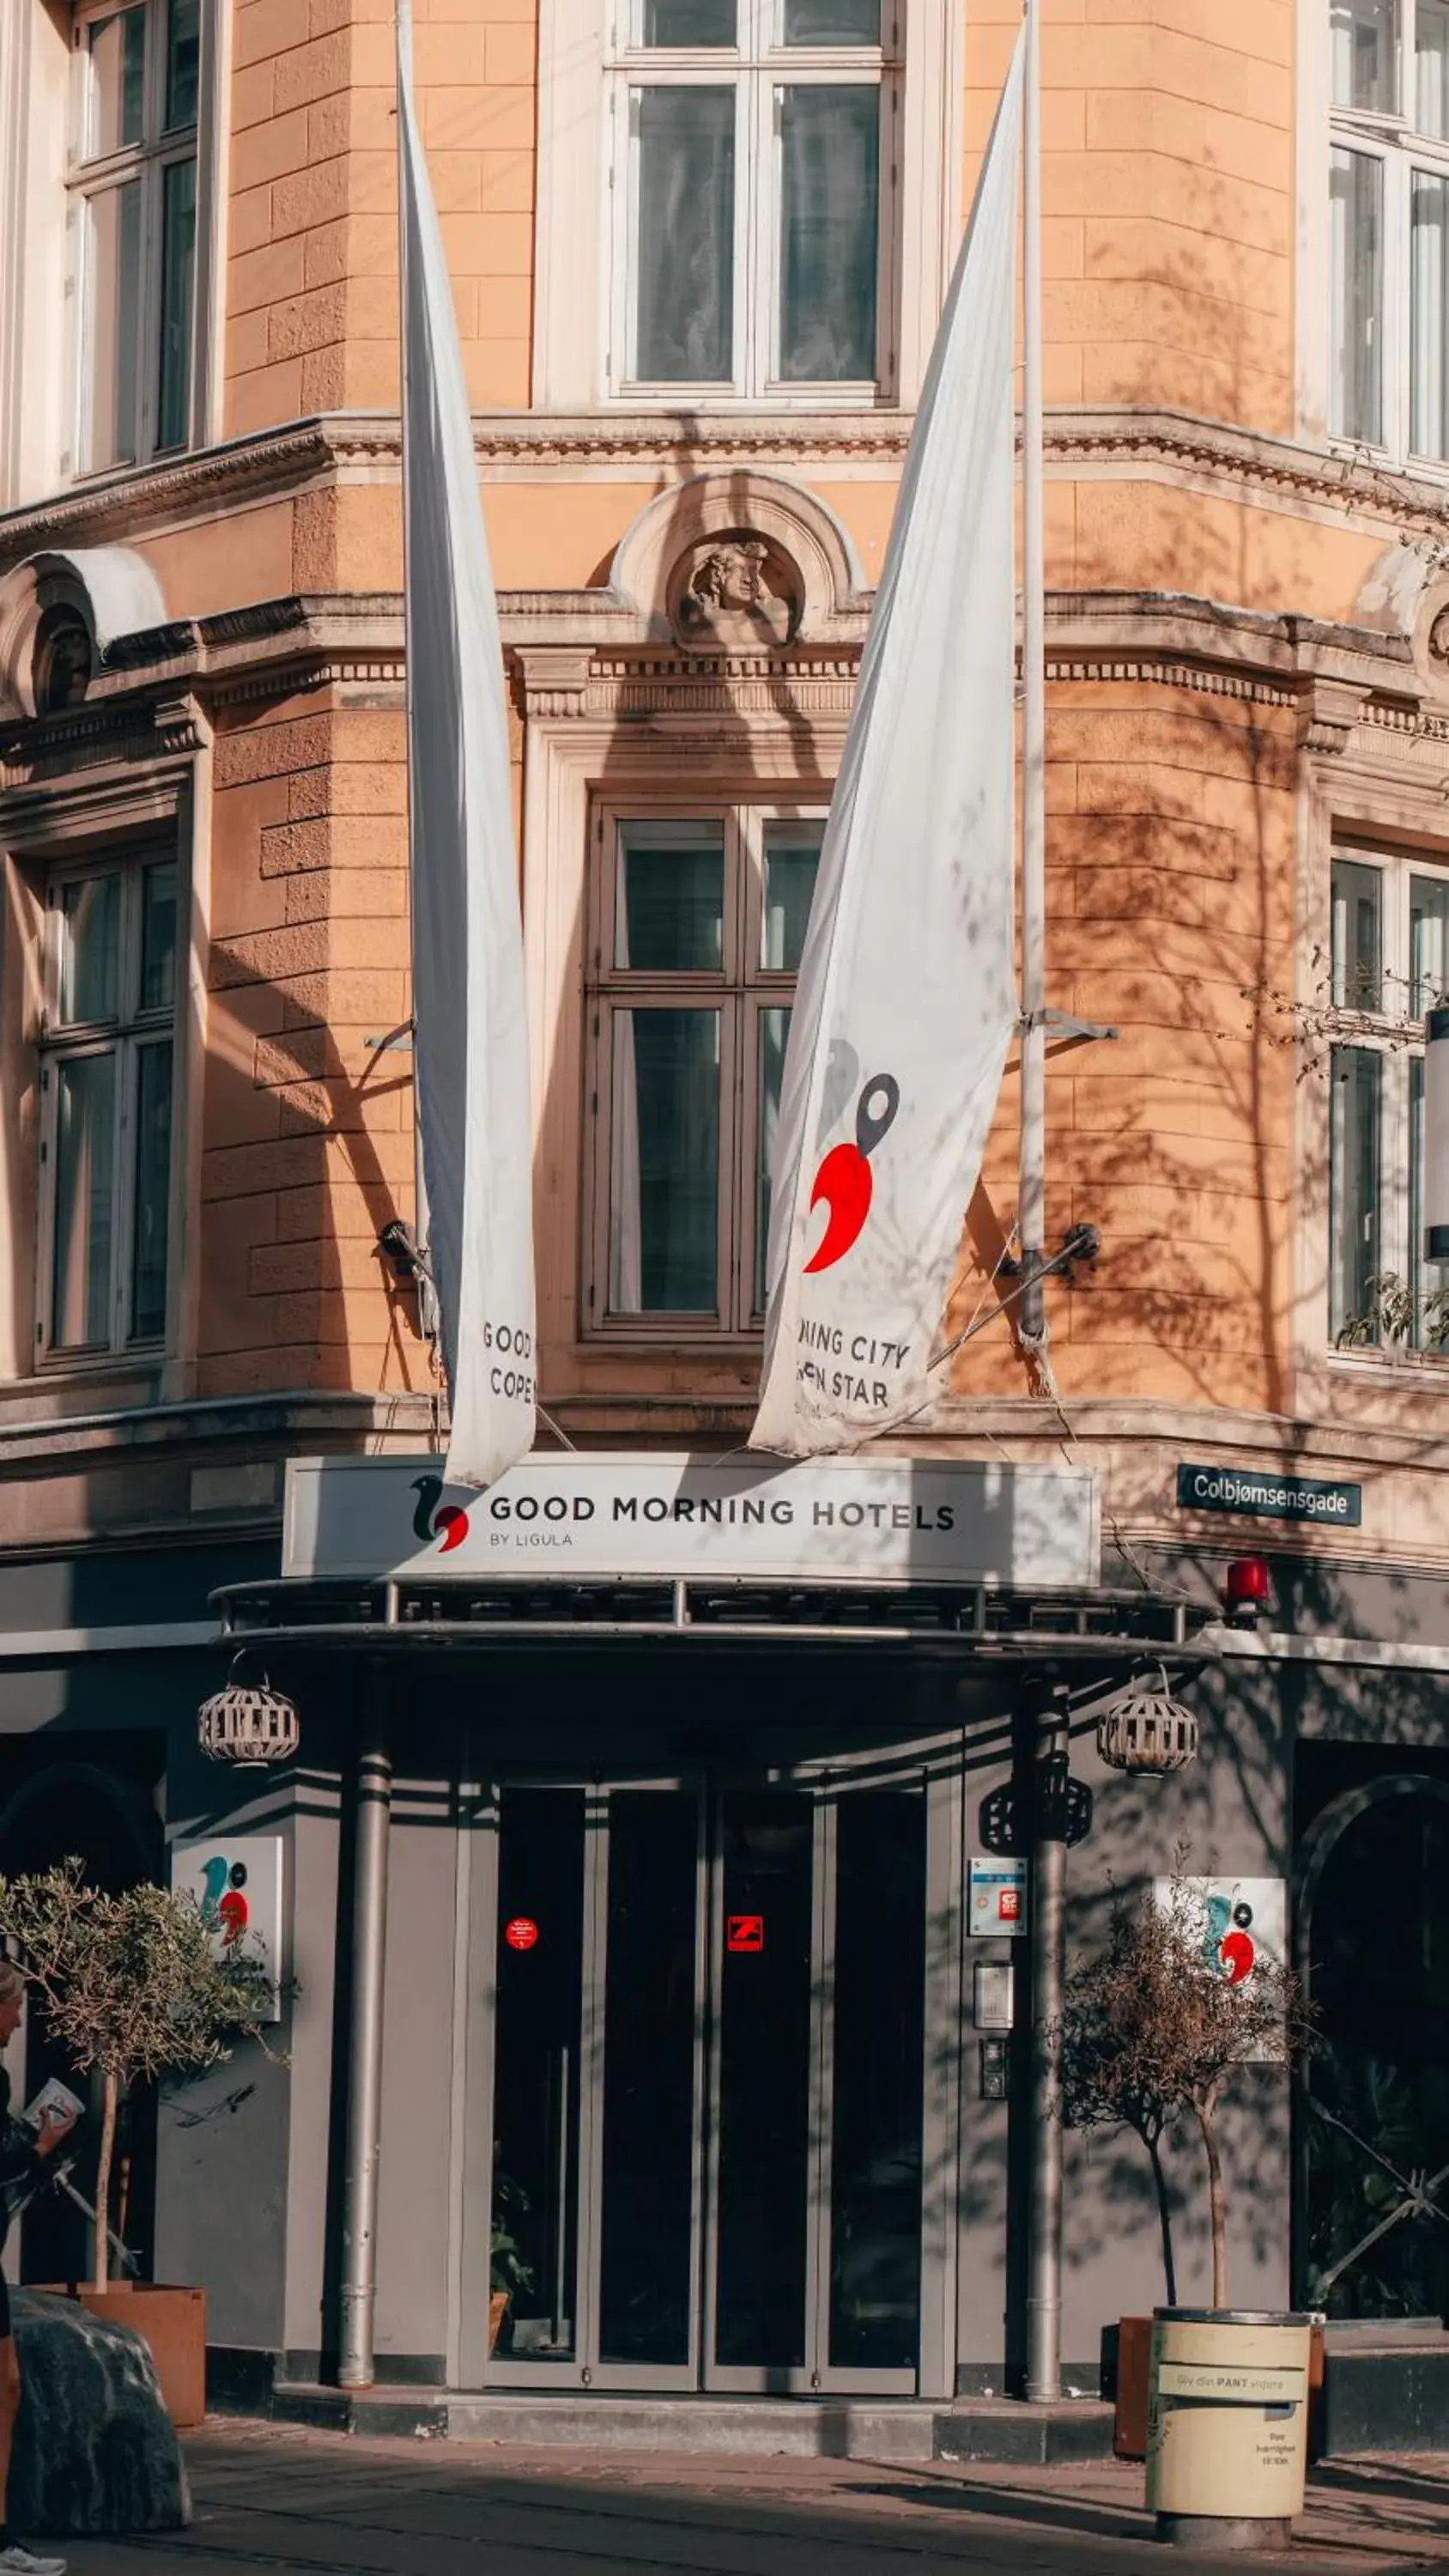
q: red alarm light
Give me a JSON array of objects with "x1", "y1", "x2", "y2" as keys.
[{"x1": 1223, "y1": 1557, "x2": 1271, "y2": 1626}]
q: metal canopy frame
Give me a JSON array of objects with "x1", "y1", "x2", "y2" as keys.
[{"x1": 212, "y1": 1574, "x2": 1216, "y2": 1668}]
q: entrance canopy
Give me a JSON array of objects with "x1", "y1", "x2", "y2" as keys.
[{"x1": 216, "y1": 1455, "x2": 1212, "y2": 1669}]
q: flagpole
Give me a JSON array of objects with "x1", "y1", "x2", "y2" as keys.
[
  {"x1": 394, "y1": 0, "x2": 442, "y2": 1404},
  {"x1": 1018, "y1": 0, "x2": 1051, "y2": 1394},
  {"x1": 1021, "y1": 0, "x2": 1066, "y2": 2415}
]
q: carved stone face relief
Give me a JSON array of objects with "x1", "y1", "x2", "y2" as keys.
[
  {"x1": 31, "y1": 605, "x2": 93, "y2": 714},
  {"x1": 669, "y1": 531, "x2": 800, "y2": 650}
]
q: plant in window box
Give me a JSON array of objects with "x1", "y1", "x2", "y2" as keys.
[
  {"x1": 1335, "y1": 1271, "x2": 1449, "y2": 1351},
  {"x1": 0, "y1": 1861, "x2": 276, "y2": 2426},
  {"x1": 489, "y1": 2163, "x2": 533, "y2": 2356}
]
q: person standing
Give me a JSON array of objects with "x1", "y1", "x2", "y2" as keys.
[{"x1": 0, "y1": 1965, "x2": 74, "y2": 2576}]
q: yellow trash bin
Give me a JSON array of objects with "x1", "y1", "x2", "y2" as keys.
[{"x1": 1146, "y1": 2308, "x2": 1312, "y2": 2552}]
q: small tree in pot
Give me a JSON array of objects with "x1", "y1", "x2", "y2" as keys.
[
  {"x1": 1063, "y1": 1857, "x2": 1312, "y2": 2308},
  {"x1": 0, "y1": 1860, "x2": 274, "y2": 2291}
]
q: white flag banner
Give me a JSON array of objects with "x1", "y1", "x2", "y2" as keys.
[
  {"x1": 397, "y1": 12, "x2": 536, "y2": 1487},
  {"x1": 750, "y1": 37, "x2": 1025, "y2": 1461}
]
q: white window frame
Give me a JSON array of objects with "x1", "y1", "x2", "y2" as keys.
[
  {"x1": 64, "y1": 0, "x2": 208, "y2": 477},
  {"x1": 585, "y1": 796, "x2": 826, "y2": 1340},
  {"x1": 603, "y1": 1, "x2": 900, "y2": 405},
  {"x1": 35, "y1": 846, "x2": 179, "y2": 1365},
  {"x1": 1325, "y1": 0, "x2": 1449, "y2": 473},
  {"x1": 1325, "y1": 836, "x2": 1449, "y2": 1359},
  {"x1": 535, "y1": 0, "x2": 961, "y2": 411}
]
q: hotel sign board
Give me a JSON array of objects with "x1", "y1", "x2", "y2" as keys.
[{"x1": 284, "y1": 1455, "x2": 1099, "y2": 1591}]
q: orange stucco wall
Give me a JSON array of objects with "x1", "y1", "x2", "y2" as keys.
[
  {"x1": 968, "y1": 0, "x2": 1296, "y2": 430},
  {"x1": 225, "y1": 0, "x2": 537, "y2": 439}
]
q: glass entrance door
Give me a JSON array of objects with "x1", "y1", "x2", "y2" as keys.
[
  {"x1": 706, "y1": 1785, "x2": 927, "y2": 2391},
  {"x1": 487, "y1": 1775, "x2": 930, "y2": 2393}
]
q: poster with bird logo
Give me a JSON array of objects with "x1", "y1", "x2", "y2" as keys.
[{"x1": 171, "y1": 1835, "x2": 284, "y2": 2022}]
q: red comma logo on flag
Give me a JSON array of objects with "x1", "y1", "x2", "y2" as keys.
[
  {"x1": 410, "y1": 1473, "x2": 470, "y2": 1552},
  {"x1": 804, "y1": 1074, "x2": 900, "y2": 1274}
]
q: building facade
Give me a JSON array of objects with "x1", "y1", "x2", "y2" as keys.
[{"x1": 0, "y1": 0, "x2": 1446, "y2": 2414}]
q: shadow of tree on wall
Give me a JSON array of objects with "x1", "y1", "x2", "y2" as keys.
[
  {"x1": 942, "y1": 1541, "x2": 1449, "y2": 2385},
  {"x1": 202, "y1": 920, "x2": 433, "y2": 1404}
]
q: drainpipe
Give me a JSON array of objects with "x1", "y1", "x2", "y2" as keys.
[
  {"x1": 337, "y1": 1674, "x2": 392, "y2": 2388},
  {"x1": 1024, "y1": 1681, "x2": 1069, "y2": 2403}
]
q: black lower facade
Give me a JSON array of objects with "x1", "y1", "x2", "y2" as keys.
[{"x1": 1, "y1": 1511, "x2": 1446, "y2": 2422}]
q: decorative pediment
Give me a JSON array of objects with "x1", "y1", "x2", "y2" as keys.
[
  {"x1": 0, "y1": 546, "x2": 167, "y2": 722},
  {"x1": 609, "y1": 470, "x2": 866, "y2": 649}
]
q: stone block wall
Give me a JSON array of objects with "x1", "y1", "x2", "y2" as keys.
[
  {"x1": 953, "y1": 681, "x2": 1300, "y2": 1414},
  {"x1": 225, "y1": 0, "x2": 538, "y2": 440},
  {"x1": 202, "y1": 696, "x2": 421, "y2": 1396},
  {"x1": 967, "y1": 0, "x2": 1294, "y2": 431}
]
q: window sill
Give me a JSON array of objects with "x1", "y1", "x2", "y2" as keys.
[
  {"x1": 27, "y1": 1346, "x2": 167, "y2": 1380},
  {"x1": 0, "y1": 1356, "x2": 166, "y2": 1419},
  {"x1": 1324, "y1": 431, "x2": 1449, "y2": 494},
  {"x1": 579, "y1": 1332, "x2": 765, "y2": 1351},
  {"x1": 1325, "y1": 1346, "x2": 1449, "y2": 1382},
  {"x1": 603, "y1": 387, "x2": 901, "y2": 416}
]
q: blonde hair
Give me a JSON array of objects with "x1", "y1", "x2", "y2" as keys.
[{"x1": 0, "y1": 1965, "x2": 25, "y2": 2009}]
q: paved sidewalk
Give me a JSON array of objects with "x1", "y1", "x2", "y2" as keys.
[{"x1": 45, "y1": 2422, "x2": 1449, "y2": 2574}]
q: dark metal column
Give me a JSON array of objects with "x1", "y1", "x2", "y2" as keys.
[
  {"x1": 1024, "y1": 1682, "x2": 1069, "y2": 2402},
  {"x1": 338, "y1": 1676, "x2": 392, "y2": 2388}
]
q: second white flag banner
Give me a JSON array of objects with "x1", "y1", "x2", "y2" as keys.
[{"x1": 751, "y1": 36, "x2": 1026, "y2": 1461}]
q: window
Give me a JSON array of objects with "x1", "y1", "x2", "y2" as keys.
[
  {"x1": 1326, "y1": 844, "x2": 1449, "y2": 1350},
  {"x1": 38, "y1": 853, "x2": 178, "y2": 1359},
  {"x1": 586, "y1": 805, "x2": 822, "y2": 1333},
  {"x1": 1330, "y1": 0, "x2": 1449, "y2": 462},
  {"x1": 70, "y1": 0, "x2": 200, "y2": 472},
  {"x1": 605, "y1": 1, "x2": 900, "y2": 400}
]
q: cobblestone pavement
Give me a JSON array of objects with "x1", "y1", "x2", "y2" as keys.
[{"x1": 48, "y1": 2423, "x2": 1449, "y2": 2575}]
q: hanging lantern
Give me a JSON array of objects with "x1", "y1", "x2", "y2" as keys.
[
  {"x1": 197, "y1": 1668, "x2": 300, "y2": 1767},
  {"x1": 1424, "y1": 1006, "x2": 1449, "y2": 1264},
  {"x1": 1095, "y1": 1670, "x2": 1198, "y2": 1777}
]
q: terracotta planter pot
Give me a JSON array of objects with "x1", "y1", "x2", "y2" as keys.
[
  {"x1": 36, "y1": 2284, "x2": 206, "y2": 2429},
  {"x1": 488, "y1": 2291, "x2": 509, "y2": 2356}
]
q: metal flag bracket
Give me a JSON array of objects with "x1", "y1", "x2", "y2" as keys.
[{"x1": 1009, "y1": 1007, "x2": 1119, "y2": 1069}]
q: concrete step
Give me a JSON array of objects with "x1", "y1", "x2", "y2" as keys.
[
  {"x1": 934, "y1": 2399, "x2": 1116, "y2": 2466},
  {"x1": 268, "y1": 2382, "x2": 1115, "y2": 2465},
  {"x1": 444, "y1": 2395, "x2": 939, "y2": 2461}
]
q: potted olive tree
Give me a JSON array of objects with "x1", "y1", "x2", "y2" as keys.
[
  {"x1": 1063, "y1": 1859, "x2": 1312, "y2": 2458},
  {"x1": 0, "y1": 1860, "x2": 273, "y2": 2425}
]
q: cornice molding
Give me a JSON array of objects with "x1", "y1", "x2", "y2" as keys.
[
  {"x1": 1, "y1": 582, "x2": 1444, "y2": 762},
  {"x1": 8, "y1": 405, "x2": 1449, "y2": 568},
  {"x1": 0, "y1": 694, "x2": 204, "y2": 793},
  {"x1": 1045, "y1": 409, "x2": 1449, "y2": 538}
]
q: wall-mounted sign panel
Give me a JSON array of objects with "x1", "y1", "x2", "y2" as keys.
[
  {"x1": 968, "y1": 1856, "x2": 1028, "y2": 1938},
  {"x1": 284, "y1": 1455, "x2": 1099, "y2": 1592},
  {"x1": 171, "y1": 1834, "x2": 283, "y2": 2023},
  {"x1": 1176, "y1": 1464, "x2": 1362, "y2": 1528},
  {"x1": 1151, "y1": 1874, "x2": 1287, "y2": 2063}
]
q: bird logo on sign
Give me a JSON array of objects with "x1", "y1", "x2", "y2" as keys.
[
  {"x1": 1204, "y1": 1889, "x2": 1258, "y2": 1986},
  {"x1": 412, "y1": 1473, "x2": 470, "y2": 1552},
  {"x1": 199, "y1": 1855, "x2": 250, "y2": 1946}
]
